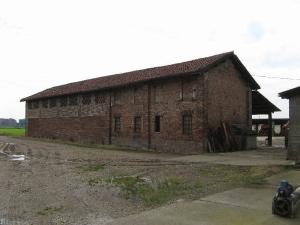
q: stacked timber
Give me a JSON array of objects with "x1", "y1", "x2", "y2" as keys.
[{"x1": 207, "y1": 122, "x2": 249, "y2": 153}]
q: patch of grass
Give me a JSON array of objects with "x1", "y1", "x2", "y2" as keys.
[
  {"x1": 107, "y1": 176, "x2": 202, "y2": 205},
  {"x1": 88, "y1": 177, "x2": 102, "y2": 186},
  {"x1": 207, "y1": 165, "x2": 287, "y2": 186},
  {"x1": 79, "y1": 164, "x2": 104, "y2": 172},
  {"x1": 37, "y1": 206, "x2": 63, "y2": 216},
  {"x1": 0, "y1": 128, "x2": 25, "y2": 137},
  {"x1": 244, "y1": 174, "x2": 267, "y2": 185}
]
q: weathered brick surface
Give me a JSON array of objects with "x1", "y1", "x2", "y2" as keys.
[
  {"x1": 27, "y1": 116, "x2": 108, "y2": 144},
  {"x1": 25, "y1": 59, "x2": 252, "y2": 154},
  {"x1": 205, "y1": 59, "x2": 251, "y2": 129}
]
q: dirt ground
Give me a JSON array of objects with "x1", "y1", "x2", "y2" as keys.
[{"x1": 0, "y1": 136, "x2": 293, "y2": 225}]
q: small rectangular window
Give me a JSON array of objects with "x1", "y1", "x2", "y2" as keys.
[
  {"x1": 113, "y1": 92, "x2": 120, "y2": 105},
  {"x1": 33, "y1": 101, "x2": 39, "y2": 109},
  {"x1": 133, "y1": 88, "x2": 137, "y2": 104},
  {"x1": 42, "y1": 99, "x2": 48, "y2": 108},
  {"x1": 50, "y1": 98, "x2": 57, "y2": 108},
  {"x1": 69, "y1": 95, "x2": 78, "y2": 106},
  {"x1": 82, "y1": 94, "x2": 91, "y2": 105},
  {"x1": 183, "y1": 115, "x2": 192, "y2": 135},
  {"x1": 192, "y1": 85, "x2": 197, "y2": 100},
  {"x1": 95, "y1": 93, "x2": 105, "y2": 104},
  {"x1": 153, "y1": 85, "x2": 160, "y2": 103},
  {"x1": 60, "y1": 97, "x2": 68, "y2": 107},
  {"x1": 134, "y1": 116, "x2": 142, "y2": 133},
  {"x1": 114, "y1": 117, "x2": 121, "y2": 132},
  {"x1": 154, "y1": 116, "x2": 160, "y2": 132}
]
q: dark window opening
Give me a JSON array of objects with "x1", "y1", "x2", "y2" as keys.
[
  {"x1": 95, "y1": 93, "x2": 105, "y2": 104},
  {"x1": 154, "y1": 116, "x2": 160, "y2": 132},
  {"x1": 153, "y1": 85, "x2": 161, "y2": 103},
  {"x1": 134, "y1": 116, "x2": 142, "y2": 133},
  {"x1": 50, "y1": 98, "x2": 57, "y2": 108},
  {"x1": 192, "y1": 85, "x2": 197, "y2": 100},
  {"x1": 69, "y1": 95, "x2": 78, "y2": 106},
  {"x1": 33, "y1": 101, "x2": 39, "y2": 109},
  {"x1": 82, "y1": 94, "x2": 92, "y2": 105},
  {"x1": 183, "y1": 115, "x2": 192, "y2": 135},
  {"x1": 113, "y1": 92, "x2": 120, "y2": 105},
  {"x1": 42, "y1": 99, "x2": 48, "y2": 108},
  {"x1": 133, "y1": 88, "x2": 137, "y2": 104},
  {"x1": 114, "y1": 117, "x2": 121, "y2": 132},
  {"x1": 60, "y1": 97, "x2": 68, "y2": 107}
]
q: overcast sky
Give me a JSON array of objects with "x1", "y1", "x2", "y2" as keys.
[{"x1": 1, "y1": 0, "x2": 300, "y2": 120}]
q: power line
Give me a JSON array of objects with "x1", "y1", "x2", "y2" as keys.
[{"x1": 253, "y1": 75, "x2": 300, "y2": 81}]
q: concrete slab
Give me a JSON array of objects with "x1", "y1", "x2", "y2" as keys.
[
  {"x1": 201, "y1": 187, "x2": 274, "y2": 211},
  {"x1": 108, "y1": 199, "x2": 299, "y2": 225},
  {"x1": 108, "y1": 185, "x2": 300, "y2": 225},
  {"x1": 108, "y1": 149, "x2": 299, "y2": 225}
]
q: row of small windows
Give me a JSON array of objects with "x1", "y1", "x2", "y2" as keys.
[
  {"x1": 28, "y1": 83, "x2": 197, "y2": 110},
  {"x1": 28, "y1": 93, "x2": 106, "y2": 109},
  {"x1": 114, "y1": 115, "x2": 192, "y2": 135}
]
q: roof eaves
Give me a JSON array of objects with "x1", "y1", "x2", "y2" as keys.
[
  {"x1": 231, "y1": 55, "x2": 260, "y2": 90},
  {"x1": 279, "y1": 86, "x2": 300, "y2": 99}
]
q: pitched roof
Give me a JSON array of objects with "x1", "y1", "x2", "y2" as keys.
[
  {"x1": 21, "y1": 51, "x2": 260, "y2": 102},
  {"x1": 252, "y1": 91, "x2": 280, "y2": 115},
  {"x1": 279, "y1": 86, "x2": 300, "y2": 99}
]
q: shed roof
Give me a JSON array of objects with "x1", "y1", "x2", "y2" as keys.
[
  {"x1": 252, "y1": 91, "x2": 280, "y2": 115},
  {"x1": 252, "y1": 118, "x2": 288, "y2": 125},
  {"x1": 279, "y1": 86, "x2": 300, "y2": 99},
  {"x1": 21, "y1": 51, "x2": 260, "y2": 102}
]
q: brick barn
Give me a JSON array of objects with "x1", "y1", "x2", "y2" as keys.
[{"x1": 21, "y1": 52, "x2": 260, "y2": 153}]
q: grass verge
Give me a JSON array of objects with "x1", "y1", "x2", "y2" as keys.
[
  {"x1": 0, "y1": 128, "x2": 25, "y2": 137},
  {"x1": 106, "y1": 176, "x2": 202, "y2": 205},
  {"x1": 100, "y1": 165, "x2": 290, "y2": 205},
  {"x1": 79, "y1": 164, "x2": 104, "y2": 172}
]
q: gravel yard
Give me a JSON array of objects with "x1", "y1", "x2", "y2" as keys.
[{"x1": 0, "y1": 136, "x2": 292, "y2": 225}]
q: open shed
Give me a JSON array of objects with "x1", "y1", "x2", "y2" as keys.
[{"x1": 252, "y1": 91, "x2": 280, "y2": 146}]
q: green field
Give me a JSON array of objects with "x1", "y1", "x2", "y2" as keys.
[{"x1": 0, "y1": 128, "x2": 25, "y2": 137}]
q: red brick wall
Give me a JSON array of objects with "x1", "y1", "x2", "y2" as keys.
[
  {"x1": 26, "y1": 76, "x2": 205, "y2": 153},
  {"x1": 25, "y1": 58, "x2": 252, "y2": 154},
  {"x1": 110, "y1": 76, "x2": 205, "y2": 153},
  {"x1": 27, "y1": 117, "x2": 108, "y2": 144},
  {"x1": 205, "y1": 59, "x2": 252, "y2": 129},
  {"x1": 149, "y1": 76, "x2": 205, "y2": 153},
  {"x1": 26, "y1": 92, "x2": 110, "y2": 144}
]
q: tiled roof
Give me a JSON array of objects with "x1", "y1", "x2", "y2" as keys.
[{"x1": 21, "y1": 51, "x2": 260, "y2": 102}]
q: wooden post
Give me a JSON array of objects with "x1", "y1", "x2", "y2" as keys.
[
  {"x1": 108, "y1": 92, "x2": 112, "y2": 144},
  {"x1": 147, "y1": 84, "x2": 151, "y2": 149},
  {"x1": 268, "y1": 112, "x2": 272, "y2": 146}
]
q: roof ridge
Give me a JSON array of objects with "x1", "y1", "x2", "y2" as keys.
[
  {"x1": 21, "y1": 51, "x2": 260, "y2": 102},
  {"x1": 66, "y1": 51, "x2": 234, "y2": 85}
]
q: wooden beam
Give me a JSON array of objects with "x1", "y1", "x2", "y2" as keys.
[{"x1": 268, "y1": 112, "x2": 272, "y2": 146}]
